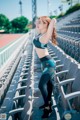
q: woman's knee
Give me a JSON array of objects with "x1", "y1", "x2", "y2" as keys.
[
  {"x1": 38, "y1": 73, "x2": 50, "y2": 90},
  {"x1": 38, "y1": 77, "x2": 43, "y2": 90}
]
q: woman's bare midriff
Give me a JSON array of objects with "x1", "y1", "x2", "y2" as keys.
[{"x1": 35, "y1": 47, "x2": 49, "y2": 58}]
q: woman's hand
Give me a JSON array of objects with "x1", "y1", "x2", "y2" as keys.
[{"x1": 51, "y1": 18, "x2": 57, "y2": 24}]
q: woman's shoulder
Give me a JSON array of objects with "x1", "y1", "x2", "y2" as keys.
[{"x1": 39, "y1": 33, "x2": 49, "y2": 44}]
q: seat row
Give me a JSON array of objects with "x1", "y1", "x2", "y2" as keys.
[
  {"x1": 65, "y1": 18, "x2": 80, "y2": 26},
  {"x1": 59, "y1": 25, "x2": 80, "y2": 33},
  {"x1": 57, "y1": 30, "x2": 80, "y2": 40},
  {"x1": 8, "y1": 44, "x2": 33, "y2": 120},
  {"x1": 56, "y1": 34, "x2": 80, "y2": 63},
  {"x1": 47, "y1": 42, "x2": 80, "y2": 120},
  {"x1": 0, "y1": 48, "x2": 24, "y2": 105}
]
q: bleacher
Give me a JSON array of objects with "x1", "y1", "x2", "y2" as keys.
[
  {"x1": 57, "y1": 10, "x2": 80, "y2": 63},
  {"x1": 0, "y1": 10, "x2": 80, "y2": 120}
]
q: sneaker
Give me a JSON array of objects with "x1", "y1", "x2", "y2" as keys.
[
  {"x1": 41, "y1": 107, "x2": 53, "y2": 118},
  {"x1": 39, "y1": 101, "x2": 52, "y2": 109}
]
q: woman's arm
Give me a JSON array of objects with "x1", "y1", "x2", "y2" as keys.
[{"x1": 46, "y1": 18, "x2": 56, "y2": 39}]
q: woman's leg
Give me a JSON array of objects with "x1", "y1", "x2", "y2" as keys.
[
  {"x1": 47, "y1": 80, "x2": 53, "y2": 102},
  {"x1": 39, "y1": 74, "x2": 53, "y2": 119},
  {"x1": 38, "y1": 71, "x2": 51, "y2": 105},
  {"x1": 38, "y1": 66, "x2": 55, "y2": 118}
]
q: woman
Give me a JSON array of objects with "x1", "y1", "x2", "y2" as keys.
[{"x1": 33, "y1": 16, "x2": 57, "y2": 118}]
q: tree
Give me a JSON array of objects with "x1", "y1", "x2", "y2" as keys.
[
  {"x1": 50, "y1": 15, "x2": 57, "y2": 19},
  {"x1": 0, "y1": 14, "x2": 11, "y2": 32},
  {"x1": 11, "y1": 16, "x2": 29, "y2": 33}
]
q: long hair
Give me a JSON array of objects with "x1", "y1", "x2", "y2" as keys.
[{"x1": 38, "y1": 16, "x2": 57, "y2": 45}]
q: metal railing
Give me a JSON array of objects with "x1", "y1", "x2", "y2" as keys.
[{"x1": 0, "y1": 34, "x2": 28, "y2": 68}]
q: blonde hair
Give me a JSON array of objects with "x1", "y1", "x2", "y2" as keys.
[{"x1": 38, "y1": 16, "x2": 57, "y2": 45}]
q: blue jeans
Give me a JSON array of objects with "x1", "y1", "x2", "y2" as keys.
[{"x1": 38, "y1": 56, "x2": 56, "y2": 105}]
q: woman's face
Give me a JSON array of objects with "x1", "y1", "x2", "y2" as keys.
[{"x1": 37, "y1": 19, "x2": 48, "y2": 31}]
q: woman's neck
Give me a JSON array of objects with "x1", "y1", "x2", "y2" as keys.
[{"x1": 40, "y1": 28, "x2": 47, "y2": 35}]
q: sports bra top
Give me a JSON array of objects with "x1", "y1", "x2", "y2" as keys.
[{"x1": 33, "y1": 34, "x2": 47, "y2": 49}]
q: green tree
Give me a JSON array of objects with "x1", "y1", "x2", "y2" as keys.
[
  {"x1": 65, "y1": 3, "x2": 80, "y2": 15},
  {"x1": 50, "y1": 15, "x2": 57, "y2": 19},
  {"x1": 0, "y1": 14, "x2": 11, "y2": 32},
  {"x1": 11, "y1": 16, "x2": 29, "y2": 33}
]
